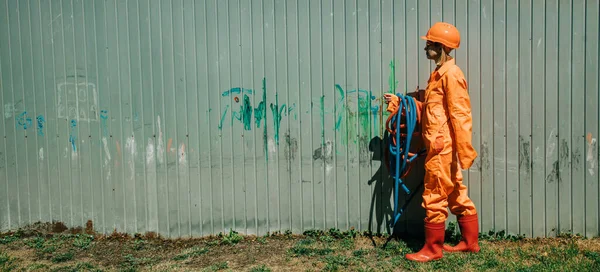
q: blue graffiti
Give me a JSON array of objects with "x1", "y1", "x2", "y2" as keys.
[
  {"x1": 221, "y1": 87, "x2": 253, "y2": 97},
  {"x1": 100, "y1": 110, "x2": 108, "y2": 136},
  {"x1": 36, "y1": 115, "x2": 45, "y2": 136},
  {"x1": 16, "y1": 111, "x2": 32, "y2": 130},
  {"x1": 69, "y1": 119, "x2": 77, "y2": 152}
]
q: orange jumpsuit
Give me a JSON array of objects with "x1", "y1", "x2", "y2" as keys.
[{"x1": 388, "y1": 58, "x2": 477, "y2": 224}]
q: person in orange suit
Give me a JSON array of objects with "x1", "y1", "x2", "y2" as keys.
[{"x1": 384, "y1": 22, "x2": 480, "y2": 262}]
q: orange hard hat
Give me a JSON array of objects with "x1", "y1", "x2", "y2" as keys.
[{"x1": 421, "y1": 22, "x2": 460, "y2": 49}]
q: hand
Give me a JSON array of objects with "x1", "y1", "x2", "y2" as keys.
[{"x1": 383, "y1": 93, "x2": 397, "y2": 104}]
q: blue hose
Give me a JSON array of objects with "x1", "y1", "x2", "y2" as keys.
[{"x1": 387, "y1": 93, "x2": 425, "y2": 230}]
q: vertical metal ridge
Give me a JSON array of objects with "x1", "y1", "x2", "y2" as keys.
[
  {"x1": 182, "y1": 0, "x2": 192, "y2": 238},
  {"x1": 26, "y1": 0, "x2": 41, "y2": 223},
  {"x1": 569, "y1": 0, "x2": 574, "y2": 235},
  {"x1": 274, "y1": 0, "x2": 282, "y2": 233},
  {"x1": 343, "y1": 0, "x2": 349, "y2": 230},
  {"x1": 91, "y1": 0, "x2": 106, "y2": 234},
  {"x1": 167, "y1": 0, "x2": 180, "y2": 238},
  {"x1": 307, "y1": 0, "x2": 315, "y2": 230},
  {"x1": 6, "y1": 0, "x2": 22, "y2": 227},
  {"x1": 192, "y1": 0, "x2": 201, "y2": 237},
  {"x1": 260, "y1": 0, "x2": 269, "y2": 233},
  {"x1": 37, "y1": 0, "x2": 51, "y2": 223},
  {"x1": 81, "y1": 0, "x2": 93, "y2": 227},
  {"x1": 225, "y1": 0, "x2": 235, "y2": 232},
  {"x1": 16, "y1": 0, "x2": 32, "y2": 226},
  {"x1": 331, "y1": 0, "x2": 337, "y2": 230},
  {"x1": 237, "y1": 0, "x2": 247, "y2": 234},
  {"x1": 294, "y1": 0, "x2": 303, "y2": 232},
  {"x1": 68, "y1": 0, "x2": 81, "y2": 229},
  {"x1": 113, "y1": 0, "x2": 126, "y2": 233},
  {"x1": 283, "y1": 0, "x2": 292, "y2": 233},
  {"x1": 0, "y1": 4, "x2": 10, "y2": 229},
  {"x1": 123, "y1": 0, "x2": 136, "y2": 233},
  {"x1": 319, "y1": 0, "x2": 326, "y2": 230},
  {"x1": 353, "y1": 0, "x2": 359, "y2": 230},
  {"x1": 134, "y1": 0, "x2": 148, "y2": 235},
  {"x1": 147, "y1": 0, "x2": 159, "y2": 234},
  {"x1": 202, "y1": 0, "x2": 214, "y2": 236},
  {"x1": 249, "y1": 0, "x2": 258, "y2": 235},
  {"x1": 157, "y1": 0, "x2": 170, "y2": 238},
  {"x1": 216, "y1": 0, "x2": 225, "y2": 234}
]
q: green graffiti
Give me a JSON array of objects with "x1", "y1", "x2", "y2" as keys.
[
  {"x1": 270, "y1": 93, "x2": 286, "y2": 145},
  {"x1": 262, "y1": 78, "x2": 268, "y2": 161},
  {"x1": 388, "y1": 60, "x2": 398, "y2": 94},
  {"x1": 333, "y1": 85, "x2": 376, "y2": 145},
  {"x1": 218, "y1": 105, "x2": 229, "y2": 130},
  {"x1": 231, "y1": 95, "x2": 253, "y2": 130},
  {"x1": 334, "y1": 85, "x2": 345, "y2": 131}
]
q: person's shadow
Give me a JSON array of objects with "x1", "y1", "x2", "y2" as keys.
[{"x1": 367, "y1": 95, "x2": 428, "y2": 251}]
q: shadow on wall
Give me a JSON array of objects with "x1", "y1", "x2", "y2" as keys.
[{"x1": 367, "y1": 126, "x2": 426, "y2": 240}]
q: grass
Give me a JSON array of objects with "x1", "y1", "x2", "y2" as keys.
[{"x1": 1, "y1": 225, "x2": 600, "y2": 271}]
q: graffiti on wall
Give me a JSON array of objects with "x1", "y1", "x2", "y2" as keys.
[
  {"x1": 217, "y1": 60, "x2": 399, "y2": 153},
  {"x1": 57, "y1": 82, "x2": 99, "y2": 122}
]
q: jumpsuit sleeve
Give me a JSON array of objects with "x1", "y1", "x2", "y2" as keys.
[{"x1": 445, "y1": 73, "x2": 478, "y2": 169}]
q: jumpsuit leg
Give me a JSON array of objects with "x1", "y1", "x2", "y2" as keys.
[
  {"x1": 447, "y1": 155, "x2": 477, "y2": 216},
  {"x1": 421, "y1": 152, "x2": 456, "y2": 224}
]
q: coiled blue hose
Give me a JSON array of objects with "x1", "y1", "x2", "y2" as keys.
[{"x1": 387, "y1": 93, "x2": 425, "y2": 230}]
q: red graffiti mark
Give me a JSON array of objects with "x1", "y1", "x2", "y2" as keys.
[
  {"x1": 234, "y1": 96, "x2": 240, "y2": 103},
  {"x1": 167, "y1": 138, "x2": 173, "y2": 153},
  {"x1": 587, "y1": 133, "x2": 593, "y2": 144}
]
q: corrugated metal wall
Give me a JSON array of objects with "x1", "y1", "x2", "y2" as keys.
[{"x1": 1, "y1": 0, "x2": 599, "y2": 239}]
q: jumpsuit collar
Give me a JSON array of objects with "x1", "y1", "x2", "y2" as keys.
[{"x1": 434, "y1": 58, "x2": 455, "y2": 76}]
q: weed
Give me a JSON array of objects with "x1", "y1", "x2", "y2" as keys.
[
  {"x1": 257, "y1": 237, "x2": 267, "y2": 244},
  {"x1": 479, "y1": 229, "x2": 526, "y2": 241},
  {"x1": 173, "y1": 247, "x2": 209, "y2": 261},
  {"x1": 26, "y1": 236, "x2": 46, "y2": 249},
  {"x1": 340, "y1": 238, "x2": 354, "y2": 250},
  {"x1": 322, "y1": 255, "x2": 352, "y2": 271},
  {"x1": 27, "y1": 263, "x2": 50, "y2": 270},
  {"x1": 290, "y1": 246, "x2": 334, "y2": 257},
  {"x1": 205, "y1": 261, "x2": 228, "y2": 271},
  {"x1": 297, "y1": 238, "x2": 315, "y2": 246},
  {"x1": 132, "y1": 239, "x2": 147, "y2": 250},
  {"x1": 73, "y1": 234, "x2": 93, "y2": 250},
  {"x1": 319, "y1": 235, "x2": 335, "y2": 243},
  {"x1": 250, "y1": 264, "x2": 271, "y2": 272},
  {"x1": 353, "y1": 249, "x2": 368, "y2": 258},
  {"x1": 219, "y1": 230, "x2": 243, "y2": 245},
  {"x1": 50, "y1": 262, "x2": 102, "y2": 272},
  {"x1": 0, "y1": 234, "x2": 19, "y2": 245},
  {"x1": 51, "y1": 251, "x2": 74, "y2": 263},
  {"x1": 0, "y1": 251, "x2": 18, "y2": 271}
]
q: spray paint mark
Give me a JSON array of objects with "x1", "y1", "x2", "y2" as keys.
[
  {"x1": 218, "y1": 105, "x2": 229, "y2": 130},
  {"x1": 16, "y1": 111, "x2": 32, "y2": 130},
  {"x1": 167, "y1": 138, "x2": 173, "y2": 153},
  {"x1": 221, "y1": 87, "x2": 253, "y2": 97},
  {"x1": 288, "y1": 103, "x2": 297, "y2": 120},
  {"x1": 102, "y1": 137, "x2": 112, "y2": 161},
  {"x1": 146, "y1": 138, "x2": 155, "y2": 166},
  {"x1": 39, "y1": 148, "x2": 44, "y2": 161},
  {"x1": 334, "y1": 85, "x2": 345, "y2": 131},
  {"x1": 100, "y1": 110, "x2": 109, "y2": 136},
  {"x1": 179, "y1": 143, "x2": 187, "y2": 168},
  {"x1": 125, "y1": 137, "x2": 136, "y2": 182},
  {"x1": 333, "y1": 85, "x2": 378, "y2": 145},
  {"x1": 69, "y1": 120, "x2": 77, "y2": 152},
  {"x1": 319, "y1": 95, "x2": 325, "y2": 146},
  {"x1": 36, "y1": 115, "x2": 45, "y2": 136},
  {"x1": 587, "y1": 133, "x2": 597, "y2": 176},
  {"x1": 232, "y1": 95, "x2": 253, "y2": 130},
  {"x1": 262, "y1": 78, "x2": 268, "y2": 160},
  {"x1": 388, "y1": 60, "x2": 398, "y2": 94},
  {"x1": 157, "y1": 115, "x2": 164, "y2": 164},
  {"x1": 270, "y1": 93, "x2": 286, "y2": 145}
]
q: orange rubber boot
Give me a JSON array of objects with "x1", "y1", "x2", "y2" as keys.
[
  {"x1": 405, "y1": 221, "x2": 445, "y2": 262},
  {"x1": 443, "y1": 214, "x2": 480, "y2": 252}
]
